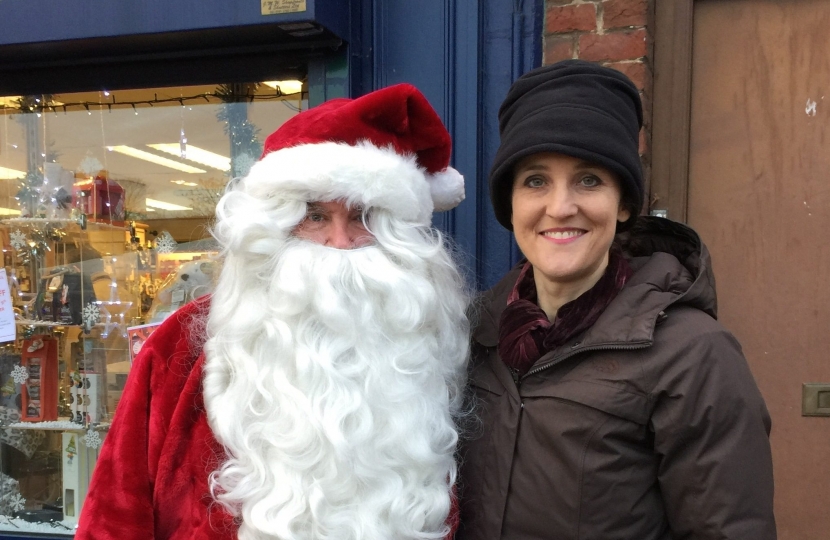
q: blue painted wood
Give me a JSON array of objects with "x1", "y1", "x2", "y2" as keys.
[
  {"x1": 358, "y1": 0, "x2": 542, "y2": 290},
  {"x1": 474, "y1": 0, "x2": 543, "y2": 289},
  {"x1": 0, "y1": 0, "x2": 347, "y2": 46}
]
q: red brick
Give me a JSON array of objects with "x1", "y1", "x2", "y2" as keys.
[
  {"x1": 605, "y1": 60, "x2": 648, "y2": 90},
  {"x1": 602, "y1": 0, "x2": 647, "y2": 29},
  {"x1": 578, "y1": 29, "x2": 647, "y2": 62},
  {"x1": 546, "y1": 0, "x2": 580, "y2": 5},
  {"x1": 546, "y1": 3, "x2": 597, "y2": 33},
  {"x1": 544, "y1": 35, "x2": 576, "y2": 64}
]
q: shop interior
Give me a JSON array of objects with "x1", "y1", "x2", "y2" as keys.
[{"x1": 0, "y1": 80, "x2": 305, "y2": 534}]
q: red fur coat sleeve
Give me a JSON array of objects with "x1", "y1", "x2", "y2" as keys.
[{"x1": 74, "y1": 298, "x2": 233, "y2": 540}]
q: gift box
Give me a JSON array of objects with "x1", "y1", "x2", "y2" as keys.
[
  {"x1": 72, "y1": 171, "x2": 125, "y2": 226},
  {"x1": 20, "y1": 336, "x2": 59, "y2": 422}
]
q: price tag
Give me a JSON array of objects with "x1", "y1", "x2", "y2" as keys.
[
  {"x1": 261, "y1": 0, "x2": 306, "y2": 15},
  {"x1": 0, "y1": 269, "x2": 17, "y2": 343}
]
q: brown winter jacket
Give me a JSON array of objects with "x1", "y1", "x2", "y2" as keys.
[{"x1": 457, "y1": 217, "x2": 776, "y2": 540}]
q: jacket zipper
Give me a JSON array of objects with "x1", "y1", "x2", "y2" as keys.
[{"x1": 519, "y1": 341, "x2": 652, "y2": 383}]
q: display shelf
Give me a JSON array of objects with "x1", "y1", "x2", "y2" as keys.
[
  {"x1": 2, "y1": 218, "x2": 127, "y2": 231},
  {"x1": 0, "y1": 516, "x2": 75, "y2": 536},
  {"x1": 13, "y1": 320, "x2": 76, "y2": 328},
  {"x1": 3, "y1": 421, "x2": 110, "y2": 432}
]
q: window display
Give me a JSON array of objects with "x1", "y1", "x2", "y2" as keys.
[{"x1": 0, "y1": 81, "x2": 303, "y2": 535}]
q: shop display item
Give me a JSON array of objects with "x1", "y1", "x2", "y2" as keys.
[
  {"x1": 19, "y1": 336, "x2": 59, "y2": 422},
  {"x1": 68, "y1": 372, "x2": 104, "y2": 425},
  {"x1": 0, "y1": 351, "x2": 23, "y2": 412},
  {"x1": 147, "y1": 259, "x2": 215, "y2": 323},
  {"x1": 34, "y1": 268, "x2": 98, "y2": 325},
  {"x1": 72, "y1": 172, "x2": 126, "y2": 226},
  {"x1": 61, "y1": 431, "x2": 103, "y2": 525},
  {"x1": 126, "y1": 323, "x2": 161, "y2": 363}
]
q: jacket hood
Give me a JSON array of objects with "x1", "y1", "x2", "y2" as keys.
[{"x1": 472, "y1": 216, "x2": 718, "y2": 350}]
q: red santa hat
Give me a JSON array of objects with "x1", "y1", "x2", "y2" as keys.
[{"x1": 246, "y1": 83, "x2": 465, "y2": 224}]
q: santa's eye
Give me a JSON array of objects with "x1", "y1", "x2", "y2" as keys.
[{"x1": 308, "y1": 212, "x2": 325, "y2": 222}]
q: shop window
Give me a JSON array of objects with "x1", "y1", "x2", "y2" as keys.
[{"x1": 0, "y1": 81, "x2": 304, "y2": 534}]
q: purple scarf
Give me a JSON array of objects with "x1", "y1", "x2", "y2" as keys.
[{"x1": 498, "y1": 250, "x2": 633, "y2": 377}]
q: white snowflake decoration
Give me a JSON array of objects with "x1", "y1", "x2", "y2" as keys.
[
  {"x1": 78, "y1": 155, "x2": 104, "y2": 177},
  {"x1": 11, "y1": 365, "x2": 28, "y2": 384},
  {"x1": 83, "y1": 428, "x2": 102, "y2": 450},
  {"x1": 82, "y1": 302, "x2": 101, "y2": 327},
  {"x1": 155, "y1": 231, "x2": 177, "y2": 254},
  {"x1": 9, "y1": 229, "x2": 26, "y2": 250},
  {"x1": 9, "y1": 493, "x2": 25, "y2": 512}
]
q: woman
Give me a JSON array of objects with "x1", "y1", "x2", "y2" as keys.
[{"x1": 457, "y1": 60, "x2": 776, "y2": 539}]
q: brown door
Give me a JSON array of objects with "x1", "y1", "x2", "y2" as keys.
[{"x1": 686, "y1": 1, "x2": 830, "y2": 537}]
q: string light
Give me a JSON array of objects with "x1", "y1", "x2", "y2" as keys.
[{"x1": 0, "y1": 89, "x2": 303, "y2": 114}]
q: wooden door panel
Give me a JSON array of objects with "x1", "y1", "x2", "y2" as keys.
[{"x1": 689, "y1": 1, "x2": 830, "y2": 537}]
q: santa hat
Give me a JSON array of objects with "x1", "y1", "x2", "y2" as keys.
[{"x1": 246, "y1": 83, "x2": 465, "y2": 225}]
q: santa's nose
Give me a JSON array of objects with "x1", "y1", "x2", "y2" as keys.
[{"x1": 327, "y1": 222, "x2": 355, "y2": 249}]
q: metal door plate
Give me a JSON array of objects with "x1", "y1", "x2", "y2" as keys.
[{"x1": 802, "y1": 383, "x2": 830, "y2": 416}]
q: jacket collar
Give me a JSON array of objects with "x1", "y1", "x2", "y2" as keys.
[{"x1": 472, "y1": 216, "x2": 717, "y2": 354}]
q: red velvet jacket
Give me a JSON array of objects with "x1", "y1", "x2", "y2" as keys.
[{"x1": 76, "y1": 297, "x2": 459, "y2": 540}]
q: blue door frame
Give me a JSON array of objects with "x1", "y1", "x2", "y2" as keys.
[{"x1": 342, "y1": 0, "x2": 543, "y2": 290}]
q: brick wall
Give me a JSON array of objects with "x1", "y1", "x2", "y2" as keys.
[{"x1": 543, "y1": 0, "x2": 654, "y2": 205}]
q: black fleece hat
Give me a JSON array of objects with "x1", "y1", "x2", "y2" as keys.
[{"x1": 489, "y1": 59, "x2": 644, "y2": 231}]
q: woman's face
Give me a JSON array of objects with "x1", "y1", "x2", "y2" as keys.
[{"x1": 511, "y1": 152, "x2": 629, "y2": 289}]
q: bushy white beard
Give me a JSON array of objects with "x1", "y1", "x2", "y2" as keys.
[{"x1": 203, "y1": 237, "x2": 469, "y2": 540}]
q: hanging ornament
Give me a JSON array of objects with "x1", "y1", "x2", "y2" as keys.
[
  {"x1": 11, "y1": 365, "x2": 29, "y2": 384},
  {"x1": 82, "y1": 302, "x2": 101, "y2": 330},
  {"x1": 83, "y1": 428, "x2": 102, "y2": 450},
  {"x1": 78, "y1": 154, "x2": 104, "y2": 177},
  {"x1": 155, "y1": 231, "x2": 177, "y2": 254},
  {"x1": 9, "y1": 229, "x2": 26, "y2": 250},
  {"x1": 180, "y1": 127, "x2": 188, "y2": 159},
  {"x1": 9, "y1": 493, "x2": 26, "y2": 512}
]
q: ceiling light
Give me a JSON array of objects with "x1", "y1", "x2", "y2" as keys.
[
  {"x1": 149, "y1": 144, "x2": 230, "y2": 171},
  {"x1": 145, "y1": 198, "x2": 192, "y2": 211},
  {"x1": 171, "y1": 179, "x2": 200, "y2": 187},
  {"x1": 0, "y1": 166, "x2": 26, "y2": 180},
  {"x1": 106, "y1": 146, "x2": 206, "y2": 174},
  {"x1": 262, "y1": 80, "x2": 303, "y2": 94},
  {"x1": 0, "y1": 207, "x2": 22, "y2": 216}
]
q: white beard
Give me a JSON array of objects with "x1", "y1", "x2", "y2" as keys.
[{"x1": 203, "y1": 236, "x2": 469, "y2": 540}]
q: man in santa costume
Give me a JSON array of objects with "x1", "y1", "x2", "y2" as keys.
[{"x1": 75, "y1": 84, "x2": 470, "y2": 540}]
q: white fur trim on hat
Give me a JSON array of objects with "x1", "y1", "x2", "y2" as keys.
[
  {"x1": 244, "y1": 141, "x2": 463, "y2": 224},
  {"x1": 429, "y1": 167, "x2": 465, "y2": 212}
]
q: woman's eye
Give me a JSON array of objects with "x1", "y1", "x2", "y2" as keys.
[
  {"x1": 580, "y1": 175, "x2": 601, "y2": 188},
  {"x1": 525, "y1": 176, "x2": 545, "y2": 188}
]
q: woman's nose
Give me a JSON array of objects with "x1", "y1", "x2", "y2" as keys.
[{"x1": 545, "y1": 186, "x2": 578, "y2": 218}]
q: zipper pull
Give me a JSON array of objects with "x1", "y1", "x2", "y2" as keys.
[{"x1": 510, "y1": 367, "x2": 521, "y2": 387}]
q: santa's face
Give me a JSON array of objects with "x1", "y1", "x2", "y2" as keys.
[
  {"x1": 292, "y1": 200, "x2": 374, "y2": 249},
  {"x1": 203, "y1": 208, "x2": 470, "y2": 540}
]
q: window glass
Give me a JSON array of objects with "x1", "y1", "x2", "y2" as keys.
[{"x1": 0, "y1": 81, "x2": 304, "y2": 534}]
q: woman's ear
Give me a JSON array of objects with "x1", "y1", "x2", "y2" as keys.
[{"x1": 617, "y1": 203, "x2": 631, "y2": 223}]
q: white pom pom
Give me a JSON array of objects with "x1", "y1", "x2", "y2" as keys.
[{"x1": 429, "y1": 167, "x2": 465, "y2": 212}]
